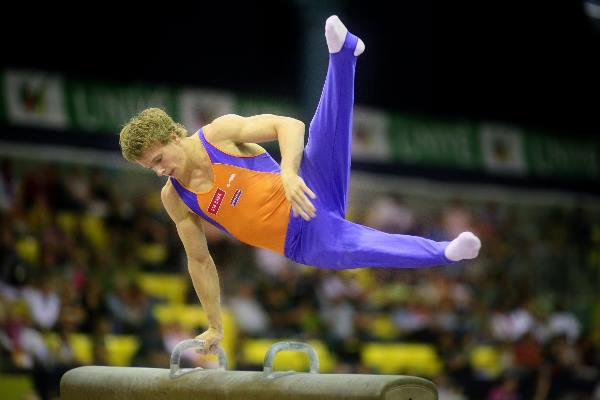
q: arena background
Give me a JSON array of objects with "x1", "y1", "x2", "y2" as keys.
[{"x1": 1, "y1": 1, "x2": 599, "y2": 399}]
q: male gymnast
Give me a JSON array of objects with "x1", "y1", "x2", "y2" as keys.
[{"x1": 119, "y1": 16, "x2": 481, "y2": 354}]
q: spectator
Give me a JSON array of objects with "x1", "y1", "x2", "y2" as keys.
[
  {"x1": 0, "y1": 300, "x2": 49, "y2": 370},
  {"x1": 105, "y1": 278, "x2": 157, "y2": 335},
  {"x1": 21, "y1": 275, "x2": 61, "y2": 331},
  {"x1": 228, "y1": 281, "x2": 270, "y2": 337},
  {"x1": 363, "y1": 195, "x2": 416, "y2": 234},
  {"x1": 487, "y1": 373, "x2": 520, "y2": 400},
  {"x1": 548, "y1": 302, "x2": 581, "y2": 344}
]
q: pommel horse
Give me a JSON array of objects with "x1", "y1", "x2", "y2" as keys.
[{"x1": 61, "y1": 339, "x2": 438, "y2": 399}]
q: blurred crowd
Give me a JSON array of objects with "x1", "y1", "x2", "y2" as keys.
[{"x1": 1, "y1": 157, "x2": 599, "y2": 400}]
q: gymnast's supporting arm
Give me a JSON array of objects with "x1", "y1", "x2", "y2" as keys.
[
  {"x1": 187, "y1": 254, "x2": 223, "y2": 353},
  {"x1": 161, "y1": 181, "x2": 223, "y2": 353}
]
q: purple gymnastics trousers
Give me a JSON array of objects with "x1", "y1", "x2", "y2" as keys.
[{"x1": 283, "y1": 31, "x2": 453, "y2": 270}]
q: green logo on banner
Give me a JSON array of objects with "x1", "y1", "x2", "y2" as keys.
[{"x1": 66, "y1": 81, "x2": 179, "y2": 134}]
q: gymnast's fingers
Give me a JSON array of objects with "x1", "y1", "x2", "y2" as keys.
[
  {"x1": 293, "y1": 193, "x2": 316, "y2": 218},
  {"x1": 302, "y1": 183, "x2": 317, "y2": 200},
  {"x1": 293, "y1": 203, "x2": 311, "y2": 221},
  {"x1": 301, "y1": 194, "x2": 316, "y2": 216}
]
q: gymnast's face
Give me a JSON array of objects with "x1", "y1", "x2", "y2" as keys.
[{"x1": 137, "y1": 135, "x2": 187, "y2": 178}]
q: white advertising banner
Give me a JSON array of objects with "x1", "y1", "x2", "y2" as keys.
[
  {"x1": 351, "y1": 106, "x2": 391, "y2": 161},
  {"x1": 4, "y1": 70, "x2": 67, "y2": 129},
  {"x1": 179, "y1": 89, "x2": 235, "y2": 132},
  {"x1": 480, "y1": 123, "x2": 526, "y2": 175}
]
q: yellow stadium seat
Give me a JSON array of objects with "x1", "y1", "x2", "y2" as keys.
[
  {"x1": 354, "y1": 269, "x2": 376, "y2": 289},
  {"x1": 240, "y1": 338, "x2": 336, "y2": 373},
  {"x1": 145, "y1": 193, "x2": 163, "y2": 213},
  {"x1": 81, "y1": 214, "x2": 107, "y2": 249},
  {"x1": 43, "y1": 332, "x2": 60, "y2": 354},
  {"x1": 361, "y1": 343, "x2": 442, "y2": 376},
  {"x1": 180, "y1": 305, "x2": 210, "y2": 329},
  {"x1": 371, "y1": 315, "x2": 399, "y2": 340},
  {"x1": 56, "y1": 211, "x2": 79, "y2": 236},
  {"x1": 0, "y1": 374, "x2": 35, "y2": 399},
  {"x1": 15, "y1": 236, "x2": 39, "y2": 265},
  {"x1": 69, "y1": 333, "x2": 94, "y2": 365},
  {"x1": 106, "y1": 335, "x2": 140, "y2": 366},
  {"x1": 339, "y1": 269, "x2": 375, "y2": 288},
  {"x1": 45, "y1": 332, "x2": 94, "y2": 365},
  {"x1": 45, "y1": 333, "x2": 139, "y2": 367},
  {"x1": 240, "y1": 338, "x2": 276, "y2": 366},
  {"x1": 153, "y1": 304, "x2": 237, "y2": 333},
  {"x1": 137, "y1": 243, "x2": 168, "y2": 264},
  {"x1": 307, "y1": 340, "x2": 336, "y2": 372},
  {"x1": 153, "y1": 303, "x2": 181, "y2": 325},
  {"x1": 154, "y1": 304, "x2": 202, "y2": 328},
  {"x1": 222, "y1": 310, "x2": 238, "y2": 368},
  {"x1": 470, "y1": 345, "x2": 501, "y2": 378},
  {"x1": 139, "y1": 273, "x2": 188, "y2": 304}
]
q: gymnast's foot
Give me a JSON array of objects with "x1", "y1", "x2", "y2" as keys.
[
  {"x1": 444, "y1": 232, "x2": 481, "y2": 262},
  {"x1": 325, "y1": 15, "x2": 365, "y2": 56}
]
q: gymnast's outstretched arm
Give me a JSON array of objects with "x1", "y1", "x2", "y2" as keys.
[{"x1": 161, "y1": 180, "x2": 223, "y2": 353}]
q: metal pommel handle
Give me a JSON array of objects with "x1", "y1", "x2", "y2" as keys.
[
  {"x1": 263, "y1": 341, "x2": 320, "y2": 377},
  {"x1": 169, "y1": 339, "x2": 227, "y2": 378}
]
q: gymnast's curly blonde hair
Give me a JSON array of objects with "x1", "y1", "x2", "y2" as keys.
[{"x1": 119, "y1": 108, "x2": 188, "y2": 162}]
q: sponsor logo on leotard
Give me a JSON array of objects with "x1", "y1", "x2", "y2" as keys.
[
  {"x1": 208, "y1": 188, "x2": 226, "y2": 214},
  {"x1": 231, "y1": 189, "x2": 242, "y2": 206},
  {"x1": 227, "y1": 173, "x2": 236, "y2": 187}
]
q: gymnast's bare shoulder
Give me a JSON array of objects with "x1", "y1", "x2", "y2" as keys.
[{"x1": 161, "y1": 180, "x2": 188, "y2": 223}]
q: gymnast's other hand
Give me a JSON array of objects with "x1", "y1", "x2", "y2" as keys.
[
  {"x1": 195, "y1": 327, "x2": 224, "y2": 355},
  {"x1": 281, "y1": 172, "x2": 317, "y2": 221}
]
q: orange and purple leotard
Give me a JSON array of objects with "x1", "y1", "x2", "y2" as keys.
[
  {"x1": 170, "y1": 130, "x2": 291, "y2": 255},
  {"x1": 171, "y1": 31, "x2": 452, "y2": 270}
]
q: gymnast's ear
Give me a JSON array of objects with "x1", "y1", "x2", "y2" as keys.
[{"x1": 170, "y1": 132, "x2": 182, "y2": 143}]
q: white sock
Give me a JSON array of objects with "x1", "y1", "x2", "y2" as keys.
[
  {"x1": 444, "y1": 232, "x2": 481, "y2": 262},
  {"x1": 325, "y1": 15, "x2": 365, "y2": 56}
]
